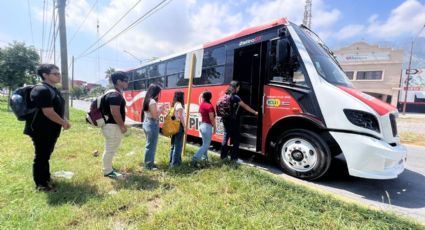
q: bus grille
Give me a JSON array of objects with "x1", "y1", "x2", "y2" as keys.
[{"x1": 389, "y1": 114, "x2": 398, "y2": 137}]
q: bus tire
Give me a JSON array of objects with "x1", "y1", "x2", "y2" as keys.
[{"x1": 275, "y1": 129, "x2": 331, "y2": 180}]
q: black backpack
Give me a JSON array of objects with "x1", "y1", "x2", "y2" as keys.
[{"x1": 10, "y1": 84, "x2": 56, "y2": 121}]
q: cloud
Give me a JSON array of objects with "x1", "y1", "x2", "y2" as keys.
[
  {"x1": 247, "y1": 0, "x2": 340, "y2": 29},
  {"x1": 335, "y1": 24, "x2": 365, "y2": 40},
  {"x1": 334, "y1": 0, "x2": 425, "y2": 41},
  {"x1": 64, "y1": 0, "x2": 245, "y2": 60}
]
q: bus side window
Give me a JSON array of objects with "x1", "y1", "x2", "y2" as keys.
[
  {"x1": 128, "y1": 82, "x2": 134, "y2": 90},
  {"x1": 168, "y1": 73, "x2": 188, "y2": 88},
  {"x1": 148, "y1": 77, "x2": 165, "y2": 88},
  {"x1": 133, "y1": 80, "x2": 146, "y2": 90},
  {"x1": 135, "y1": 68, "x2": 146, "y2": 80},
  {"x1": 270, "y1": 39, "x2": 307, "y2": 87}
]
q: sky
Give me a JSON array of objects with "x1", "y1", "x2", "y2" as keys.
[{"x1": 0, "y1": 0, "x2": 424, "y2": 84}]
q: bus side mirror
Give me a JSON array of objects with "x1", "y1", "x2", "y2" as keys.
[
  {"x1": 276, "y1": 39, "x2": 295, "y2": 81},
  {"x1": 276, "y1": 39, "x2": 290, "y2": 65}
]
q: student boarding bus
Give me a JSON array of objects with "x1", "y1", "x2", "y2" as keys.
[{"x1": 122, "y1": 18, "x2": 406, "y2": 180}]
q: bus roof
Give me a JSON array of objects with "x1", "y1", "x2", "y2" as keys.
[
  {"x1": 123, "y1": 17, "x2": 288, "y2": 72},
  {"x1": 203, "y1": 17, "x2": 288, "y2": 48}
]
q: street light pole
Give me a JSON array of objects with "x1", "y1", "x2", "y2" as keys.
[
  {"x1": 123, "y1": 50, "x2": 143, "y2": 65},
  {"x1": 402, "y1": 24, "x2": 425, "y2": 115}
]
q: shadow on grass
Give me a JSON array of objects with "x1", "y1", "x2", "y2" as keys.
[
  {"x1": 113, "y1": 173, "x2": 160, "y2": 191},
  {"x1": 47, "y1": 180, "x2": 103, "y2": 206},
  {"x1": 165, "y1": 159, "x2": 241, "y2": 177}
]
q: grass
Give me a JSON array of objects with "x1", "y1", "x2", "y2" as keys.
[
  {"x1": 0, "y1": 96, "x2": 423, "y2": 229},
  {"x1": 398, "y1": 117, "x2": 425, "y2": 146},
  {"x1": 400, "y1": 131, "x2": 425, "y2": 146}
]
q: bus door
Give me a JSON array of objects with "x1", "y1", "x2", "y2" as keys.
[{"x1": 233, "y1": 42, "x2": 266, "y2": 151}]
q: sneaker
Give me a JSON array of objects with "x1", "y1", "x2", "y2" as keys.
[
  {"x1": 144, "y1": 164, "x2": 158, "y2": 171},
  {"x1": 230, "y1": 159, "x2": 243, "y2": 164},
  {"x1": 36, "y1": 185, "x2": 56, "y2": 192},
  {"x1": 104, "y1": 170, "x2": 124, "y2": 179}
]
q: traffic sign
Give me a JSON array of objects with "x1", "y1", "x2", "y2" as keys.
[{"x1": 406, "y1": 69, "x2": 419, "y2": 75}]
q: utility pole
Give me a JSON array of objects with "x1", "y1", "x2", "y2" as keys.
[
  {"x1": 71, "y1": 56, "x2": 74, "y2": 107},
  {"x1": 402, "y1": 24, "x2": 425, "y2": 115},
  {"x1": 53, "y1": 0, "x2": 56, "y2": 65},
  {"x1": 303, "y1": 0, "x2": 312, "y2": 29},
  {"x1": 58, "y1": 0, "x2": 70, "y2": 119}
]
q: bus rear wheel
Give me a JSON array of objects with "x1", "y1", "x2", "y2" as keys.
[{"x1": 275, "y1": 129, "x2": 331, "y2": 180}]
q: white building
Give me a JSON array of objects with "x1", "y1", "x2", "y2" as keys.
[{"x1": 333, "y1": 42, "x2": 403, "y2": 107}]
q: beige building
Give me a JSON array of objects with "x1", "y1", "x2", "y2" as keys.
[{"x1": 333, "y1": 42, "x2": 403, "y2": 106}]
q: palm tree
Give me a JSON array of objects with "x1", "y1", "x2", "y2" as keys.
[{"x1": 105, "y1": 67, "x2": 115, "y2": 87}]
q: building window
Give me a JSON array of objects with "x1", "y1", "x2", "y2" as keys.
[
  {"x1": 356, "y1": 71, "x2": 383, "y2": 80},
  {"x1": 344, "y1": 71, "x2": 354, "y2": 80}
]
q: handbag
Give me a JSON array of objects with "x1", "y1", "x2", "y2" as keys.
[{"x1": 162, "y1": 104, "x2": 181, "y2": 137}]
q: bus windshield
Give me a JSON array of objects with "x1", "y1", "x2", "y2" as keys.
[{"x1": 291, "y1": 23, "x2": 353, "y2": 88}]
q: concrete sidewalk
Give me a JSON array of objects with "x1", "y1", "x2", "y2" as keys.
[{"x1": 399, "y1": 113, "x2": 425, "y2": 119}]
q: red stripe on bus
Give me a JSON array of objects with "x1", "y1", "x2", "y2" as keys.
[
  {"x1": 338, "y1": 86, "x2": 396, "y2": 116},
  {"x1": 203, "y1": 18, "x2": 288, "y2": 48}
]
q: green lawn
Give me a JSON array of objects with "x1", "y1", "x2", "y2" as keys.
[{"x1": 0, "y1": 96, "x2": 423, "y2": 229}]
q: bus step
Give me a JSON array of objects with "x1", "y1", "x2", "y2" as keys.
[
  {"x1": 240, "y1": 115, "x2": 257, "y2": 125},
  {"x1": 241, "y1": 124, "x2": 257, "y2": 135},
  {"x1": 239, "y1": 143, "x2": 257, "y2": 152},
  {"x1": 241, "y1": 132, "x2": 257, "y2": 146}
]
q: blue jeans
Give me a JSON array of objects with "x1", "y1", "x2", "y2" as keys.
[
  {"x1": 221, "y1": 119, "x2": 240, "y2": 160},
  {"x1": 143, "y1": 118, "x2": 159, "y2": 168},
  {"x1": 169, "y1": 125, "x2": 184, "y2": 167},
  {"x1": 193, "y1": 123, "x2": 213, "y2": 161}
]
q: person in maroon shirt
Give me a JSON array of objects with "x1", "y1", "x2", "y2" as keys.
[{"x1": 192, "y1": 91, "x2": 216, "y2": 163}]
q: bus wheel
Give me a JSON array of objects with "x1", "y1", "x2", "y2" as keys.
[{"x1": 276, "y1": 129, "x2": 331, "y2": 180}]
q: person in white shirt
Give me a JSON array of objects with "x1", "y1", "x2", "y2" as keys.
[{"x1": 142, "y1": 84, "x2": 162, "y2": 170}]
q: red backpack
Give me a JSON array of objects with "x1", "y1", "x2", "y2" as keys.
[
  {"x1": 85, "y1": 89, "x2": 118, "y2": 127},
  {"x1": 216, "y1": 94, "x2": 232, "y2": 118}
]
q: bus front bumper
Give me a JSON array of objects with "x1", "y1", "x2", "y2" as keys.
[{"x1": 330, "y1": 132, "x2": 407, "y2": 179}]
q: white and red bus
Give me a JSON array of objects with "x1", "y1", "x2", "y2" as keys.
[{"x1": 122, "y1": 18, "x2": 406, "y2": 180}]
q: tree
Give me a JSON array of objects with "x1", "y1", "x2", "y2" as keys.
[
  {"x1": 89, "y1": 86, "x2": 106, "y2": 97},
  {"x1": 105, "y1": 67, "x2": 115, "y2": 87},
  {"x1": 0, "y1": 42, "x2": 40, "y2": 110},
  {"x1": 70, "y1": 86, "x2": 87, "y2": 100}
]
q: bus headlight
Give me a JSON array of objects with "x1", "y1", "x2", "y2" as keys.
[{"x1": 343, "y1": 109, "x2": 380, "y2": 133}]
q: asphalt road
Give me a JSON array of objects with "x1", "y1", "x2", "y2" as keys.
[
  {"x1": 72, "y1": 100, "x2": 425, "y2": 223},
  {"x1": 237, "y1": 144, "x2": 425, "y2": 224}
]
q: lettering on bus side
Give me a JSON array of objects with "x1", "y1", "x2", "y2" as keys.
[
  {"x1": 239, "y1": 35, "x2": 263, "y2": 47},
  {"x1": 266, "y1": 96, "x2": 291, "y2": 109},
  {"x1": 158, "y1": 112, "x2": 225, "y2": 135}
]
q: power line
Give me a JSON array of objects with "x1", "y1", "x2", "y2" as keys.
[
  {"x1": 41, "y1": 0, "x2": 47, "y2": 62},
  {"x1": 47, "y1": 13, "x2": 59, "y2": 62},
  {"x1": 68, "y1": 0, "x2": 99, "y2": 45},
  {"x1": 77, "y1": 0, "x2": 143, "y2": 59},
  {"x1": 27, "y1": 0, "x2": 35, "y2": 46},
  {"x1": 45, "y1": 1, "x2": 55, "y2": 61},
  {"x1": 77, "y1": 0, "x2": 172, "y2": 59}
]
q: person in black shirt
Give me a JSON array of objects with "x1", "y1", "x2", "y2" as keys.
[
  {"x1": 220, "y1": 81, "x2": 258, "y2": 162},
  {"x1": 24, "y1": 64, "x2": 71, "y2": 192},
  {"x1": 101, "y1": 71, "x2": 128, "y2": 179}
]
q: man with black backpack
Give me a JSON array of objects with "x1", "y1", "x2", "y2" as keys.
[
  {"x1": 24, "y1": 64, "x2": 71, "y2": 192},
  {"x1": 218, "y1": 81, "x2": 258, "y2": 162}
]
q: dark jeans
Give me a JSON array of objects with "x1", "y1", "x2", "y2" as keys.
[
  {"x1": 169, "y1": 125, "x2": 184, "y2": 167},
  {"x1": 221, "y1": 119, "x2": 240, "y2": 160},
  {"x1": 31, "y1": 135, "x2": 58, "y2": 187}
]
